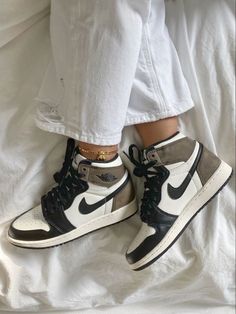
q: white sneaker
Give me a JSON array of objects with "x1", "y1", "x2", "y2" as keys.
[
  {"x1": 126, "y1": 132, "x2": 233, "y2": 270},
  {"x1": 8, "y1": 139, "x2": 137, "y2": 249}
]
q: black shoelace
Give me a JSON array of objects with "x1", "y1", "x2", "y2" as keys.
[
  {"x1": 53, "y1": 138, "x2": 76, "y2": 184},
  {"x1": 127, "y1": 144, "x2": 169, "y2": 225},
  {"x1": 42, "y1": 138, "x2": 88, "y2": 215}
]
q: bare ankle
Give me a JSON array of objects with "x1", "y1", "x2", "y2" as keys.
[{"x1": 135, "y1": 116, "x2": 179, "y2": 148}]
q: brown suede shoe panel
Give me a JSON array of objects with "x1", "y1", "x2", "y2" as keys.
[
  {"x1": 146, "y1": 137, "x2": 196, "y2": 165},
  {"x1": 78, "y1": 163, "x2": 126, "y2": 187},
  {"x1": 197, "y1": 146, "x2": 221, "y2": 185},
  {"x1": 111, "y1": 179, "x2": 135, "y2": 211}
]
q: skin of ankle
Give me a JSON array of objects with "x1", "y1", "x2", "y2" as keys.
[
  {"x1": 78, "y1": 141, "x2": 118, "y2": 161},
  {"x1": 135, "y1": 116, "x2": 179, "y2": 148}
]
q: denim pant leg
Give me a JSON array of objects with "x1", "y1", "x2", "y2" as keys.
[{"x1": 35, "y1": 0, "x2": 193, "y2": 145}]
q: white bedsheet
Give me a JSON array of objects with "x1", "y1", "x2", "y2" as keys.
[{"x1": 0, "y1": 0, "x2": 235, "y2": 313}]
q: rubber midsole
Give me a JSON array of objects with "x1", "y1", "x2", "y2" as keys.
[{"x1": 8, "y1": 198, "x2": 137, "y2": 248}]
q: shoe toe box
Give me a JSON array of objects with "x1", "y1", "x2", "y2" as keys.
[
  {"x1": 126, "y1": 222, "x2": 157, "y2": 264},
  {"x1": 8, "y1": 205, "x2": 60, "y2": 242},
  {"x1": 126, "y1": 222, "x2": 174, "y2": 266}
]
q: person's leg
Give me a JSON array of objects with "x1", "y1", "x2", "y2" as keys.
[
  {"x1": 78, "y1": 141, "x2": 118, "y2": 161},
  {"x1": 126, "y1": 127, "x2": 232, "y2": 270},
  {"x1": 36, "y1": 0, "x2": 151, "y2": 147},
  {"x1": 135, "y1": 117, "x2": 178, "y2": 148},
  {"x1": 123, "y1": 0, "x2": 233, "y2": 270},
  {"x1": 78, "y1": 115, "x2": 178, "y2": 161},
  {"x1": 123, "y1": 0, "x2": 194, "y2": 131},
  {"x1": 8, "y1": 136, "x2": 137, "y2": 248},
  {"x1": 8, "y1": 0, "x2": 153, "y2": 248}
]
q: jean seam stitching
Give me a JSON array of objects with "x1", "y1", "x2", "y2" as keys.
[{"x1": 143, "y1": 24, "x2": 167, "y2": 111}]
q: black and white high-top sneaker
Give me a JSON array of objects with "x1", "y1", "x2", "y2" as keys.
[
  {"x1": 126, "y1": 132, "x2": 233, "y2": 271},
  {"x1": 8, "y1": 139, "x2": 137, "y2": 249}
]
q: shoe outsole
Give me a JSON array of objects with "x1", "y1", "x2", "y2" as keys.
[{"x1": 132, "y1": 168, "x2": 234, "y2": 271}]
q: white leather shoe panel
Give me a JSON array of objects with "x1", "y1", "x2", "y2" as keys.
[
  {"x1": 158, "y1": 179, "x2": 199, "y2": 216},
  {"x1": 64, "y1": 172, "x2": 128, "y2": 227},
  {"x1": 158, "y1": 142, "x2": 202, "y2": 216},
  {"x1": 127, "y1": 222, "x2": 156, "y2": 254},
  {"x1": 92, "y1": 155, "x2": 123, "y2": 168},
  {"x1": 192, "y1": 171, "x2": 203, "y2": 191},
  {"x1": 105, "y1": 199, "x2": 113, "y2": 215},
  {"x1": 12, "y1": 205, "x2": 50, "y2": 232},
  {"x1": 64, "y1": 193, "x2": 107, "y2": 227}
]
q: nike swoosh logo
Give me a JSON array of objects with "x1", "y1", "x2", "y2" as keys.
[
  {"x1": 167, "y1": 143, "x2": 203, "y2": 200},
  {"x1": 78, "y1": 174, "x2": 129, "y2": 214}
]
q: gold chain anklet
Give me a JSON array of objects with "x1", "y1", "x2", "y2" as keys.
[{"x1": 79, "y1": 147, "x2": 118, "y2": 161}]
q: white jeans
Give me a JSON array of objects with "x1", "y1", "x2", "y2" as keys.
[{"x1": 35, "y1": 0, "x2": 194, "y2": 145}]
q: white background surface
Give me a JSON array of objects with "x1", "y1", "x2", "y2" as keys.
[{"x1": 0, "y1": 0, "x2": 235, "y2": 313}]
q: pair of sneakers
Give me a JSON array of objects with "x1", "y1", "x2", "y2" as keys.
[{"x1": 7, "y1": 132, "x2": 233, "y2": 271}]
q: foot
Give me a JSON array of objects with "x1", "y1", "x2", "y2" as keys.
[
  {"x1": 126, "y1": 132, "x2": 233, "y2": 270},
  {"x1": 8, "y1": 139, "x2": 137, "y2": 248}
]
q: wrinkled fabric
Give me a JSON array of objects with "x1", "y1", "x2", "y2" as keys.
[
  {"x1": 0, "y1": 0, "x2": 235, "y2": 313},
  {"x1": 35, "y1": 0, "x2": 193, "y2": 145}
]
